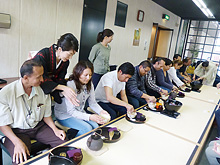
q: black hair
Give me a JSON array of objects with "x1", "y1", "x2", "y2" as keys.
[
  {"x1": 69, "y1": 61, "x2": 94, "y2": 93},
  {"x1": 173, "y1": 54, "x2": 181, "y2": 60},
  {"x1": 152, "y1": 57, "x2": 164, "y2": 64},
  {"x1": 202, "y1": 61, "x2": 209, "y2": 67},
  {"x1": 173, "y1": 60, "x2": 183, "y2": 66},
  {"x1": 56, "y1": 33, "x2": 79, "y2": 52},
  {"x1": 20, "y1": 59, "x2": 42, "y2": 77},
  {"x1": 195, "y1": 60, "x2": 203, "y2": 68},
  {"x1": 139, "y1": 60, "x2": 151, "y2": 68},
  {"x1": 164, "y1": 58, "x2": 173, "y2": 66},
  {"x1": 192, "y1": 62, "x2": 197, "y2": 67},
  {"x1": 97, "y1": 29, "x2": 114, "y2": 43},
  {"x1": 118, "y1": 62, "x2": 135, "y2": 76},
  {"x1": 183, "y1": 57, "x2": 190, "y2": 63}
]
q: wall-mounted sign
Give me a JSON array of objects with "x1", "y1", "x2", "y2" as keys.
[{"x1": 133, "y1": 28, "x2": 141, "y2": 46}]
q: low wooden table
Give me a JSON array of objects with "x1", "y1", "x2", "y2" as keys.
[
  {"x1": 24, "y1": 96, "x2": 219, "y2": 165},
  {"x1": 4, "y1": 84, "x2": 220, "y2": 165},
  {"x1": 185, "y1": 85, "x2": 220, "y2": 105}
]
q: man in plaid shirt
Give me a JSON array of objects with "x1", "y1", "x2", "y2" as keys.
[{"x1": 145, "y1": 58, "x2": 168, "y2": 98}]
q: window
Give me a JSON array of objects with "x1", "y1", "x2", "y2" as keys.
[{"x1": 182, "y1": 20, "x2": 220, "y2": 75}]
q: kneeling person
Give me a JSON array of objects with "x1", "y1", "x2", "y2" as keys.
[
  {"x1": 95, "y1": 62, "x2": 135, "y2": 120},
  {"x1": 54, "y1": 61, "x2": 110, "y2": 137},
  {"x1": 145, "y1": 58, "x2": 168, "y2": 98},
  {"x1": 0, "y1": 59, "x2": 66, "y2": 165},
  {"x1": 126, "y1": 60, "x2": 156, "y2": 109}
]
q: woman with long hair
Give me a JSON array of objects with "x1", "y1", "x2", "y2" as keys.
[
  {"x1": 88, "y1": 29, "x2": 114, "y2": 88},
  {"x1": 54, "y1": 61, "x2": 110, "y2": 137},
  {"x1": 33, "y1": 33, "x2": 79, "y2": 105},
  {"x1": 167, "y1": 60, "x2": 185, "y2": 89},
  {"x1": 156, "y1": 58, "x2": 178, "y2": 93}
]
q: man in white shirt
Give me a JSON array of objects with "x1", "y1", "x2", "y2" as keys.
[
  {"x1": 95, "y1": 62, "x2": 135, "y2": 120},
  {"x1": 193, "y1": 61, "x2": 218, "y2": 86},
  {"x1": 0, "y1": 59, "x2": 66, "y2": 165}
]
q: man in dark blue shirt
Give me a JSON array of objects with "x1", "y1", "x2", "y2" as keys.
[{"x1": 126, "y1": 60, "x2": 156, "y2": 109}]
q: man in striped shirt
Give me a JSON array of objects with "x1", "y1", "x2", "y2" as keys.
[{"x1": 145, "y1": 58, "x2": 168, "y2": 98}]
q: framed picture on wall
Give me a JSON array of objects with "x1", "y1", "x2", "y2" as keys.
[
  {"x1": 137, "y1": 10, "x2": 144, "y2": 22},
  {"x1": 114, "y1": 1, "x2": 128, "y2": 28},
  {"x1": 133, "y1": 28, "x2": 141, "y2": 46}
]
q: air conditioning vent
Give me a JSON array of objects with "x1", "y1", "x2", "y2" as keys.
[{"x1": 0, "y1": 13, "x2": 11, "y2": 29}]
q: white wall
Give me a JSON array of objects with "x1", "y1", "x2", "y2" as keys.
[
  {"x1": 0, "y1": 0, "x2": 180, "y2": 78},
  {"x1": 106, "y1": 0, "x2": 180, "y2": 66}
]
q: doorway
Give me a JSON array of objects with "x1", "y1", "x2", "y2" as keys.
[
  {"x1": 79, "y1": 0, "x2": 107, "y2": 61},
  {"x1": 148, "y1": 23, "x2": 173, "y2": 60}
]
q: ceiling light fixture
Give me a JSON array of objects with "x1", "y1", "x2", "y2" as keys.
[{"x1": 192, "y1": 0, "x2": 215, "y2": 18}]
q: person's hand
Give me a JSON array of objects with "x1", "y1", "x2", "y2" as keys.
[
  {"x1": 193, "y1": 75, "x2": 196, "y2": 81},
  {"x1": 146, "y1": 96, "x2": 156, "y2": 103},
  {"x1": 13, "y1": 139, "x2": 30, "y2": 164},
  {"x1": 90, "y1": 114, "x2": 105, "y2": 124},
  {"x1": 179, "y1": 84, "x2": 186, "y2": 91},
  {"x1": 180, "y1": 84, "x2": 185, "y2": 88},
  {"x1": 172, "y1": 86, "x2": 178, "y2": 92},
  {"x1": 183, "y1": 79, "x2": 188, "y2": 84},
  {"x1": 54, "y1": 128, "x2": 66, "y2": 140},
  {"x1": 125, "y1": 104, "x2": 135, "y2": 113},
  {"x1": 161, "y1": 89, "x2": 168, "y2": 96},
  {"x1": 100, "y1": 110, "x2": 110, "y2": 116},
  {"x1": 217, "y1": 83, "x2": 220, "y2": 89},
  {"x1": 100, "y1": 110, "x2": 111, "y2": 123},
  {"x1": 196, "y1": 77, "x2": 204, "y2": 81},
  {"x1": 61, "y1": 86, "x2": 79, "y2": 106},
  {"x1": 185, "y1": 77, "x2": 191, "y2": 83}
]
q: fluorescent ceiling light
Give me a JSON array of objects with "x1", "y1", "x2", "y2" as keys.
[
  {"x1": 192, "y1": 0, "x2": 215, "y2": 18},
  {"x1": 201, "y1": 8, "x2": 209, "y2": 17},
  {"x1": 206, "y1": 9, "x2": 214, "y2": 17},
  {"x1": 198, "y1": 0, "x2": 207, "y2": 8}
]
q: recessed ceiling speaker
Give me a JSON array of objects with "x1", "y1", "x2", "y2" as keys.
[{"x1": 0, "y1": 13, "x2": 11, "y2": 29}]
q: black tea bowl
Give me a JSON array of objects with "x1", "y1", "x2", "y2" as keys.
[
  {"x1": 164, "y1": 99, "x2": 183, "y2": 112},
  {"x1": 190, "y1": 80, "x2": 202, "y2": 91}
]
